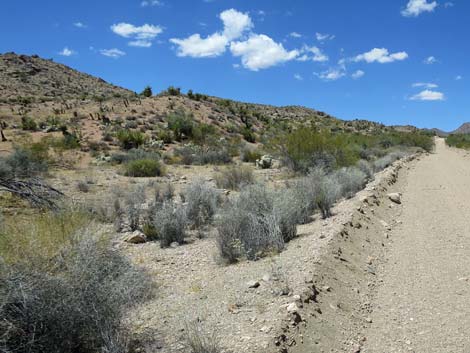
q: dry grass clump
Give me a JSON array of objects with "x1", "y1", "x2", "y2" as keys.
[{"x1": 0, "y1": 210, "x2": 152, "y2": 353}]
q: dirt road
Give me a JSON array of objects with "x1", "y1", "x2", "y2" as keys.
[{"x1": 362, "y1": 138, "x2": 470, "y2": 352}]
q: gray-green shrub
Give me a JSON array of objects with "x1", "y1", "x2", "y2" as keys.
[
  {"x1": 356, "y1": 159, "x2": 374, "y2": 180},
  {"x1": 0, "y1": 231, "x2": 152, "y2": 353},
  {"x1": 334, "y1": 167, "x2": 367, "y2": 199},
  {"x1": 184, "y1": 179, "x2": 219, "y2": 228},
  {"x1": 154, "y1": 201, "x2": 188, "y2": 247},
  {"x1": 215, "y1": 166, "x2": 254, "y2": 190}
]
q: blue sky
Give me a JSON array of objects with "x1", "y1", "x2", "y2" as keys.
[{"x1": 1, "y1": 0, "x2": 468, "y2": 130}]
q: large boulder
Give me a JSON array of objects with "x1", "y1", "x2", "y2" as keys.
[{"x1": 124, "y1": 230, "x2": 147, "y2": 244}]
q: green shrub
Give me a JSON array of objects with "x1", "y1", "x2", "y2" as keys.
[
  {"x1": 241, "y1": 147, "x2": 263, "y2": 163},
  {"x1": 21, "y1": 116, "x2": 37, "y2": 131},
  {"x1": 167, "y1": 111, "x2": 195, "y2": 141},
  {"x1": 124, "y1": 158, "x2": 165, "y2": 177},
  {"x1": 140, "y1": 85, "x2": 153, "y2": 97},
  {"x1": 0, "y1": 146, "x2": 49, "y2": 178},
  {"x1": 241, "y1": 128, "x2": 256, "y2": 143},
  {"x1": 116, "y1": 129, "x2": 146, "y2": 150},
  {"x1": 334, "y1": 167, "x2": 367, "y2": 199},
  {"x1": 174, "y1": 145, "x2": 232, "y2": 165},
  {"x1": 446, "y1": 134, "x2": 470, "y2": 149},
  {"x1": 215, "y1": 166, "x2": 254, "y2": 190}
]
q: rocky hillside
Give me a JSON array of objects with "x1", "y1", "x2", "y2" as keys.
[
  {"x1": 0, "y1": 52, "x2": 133, "y2": 102},
  {"x1": 451, "y1": 122, "x2": 470, "y2": 134}
]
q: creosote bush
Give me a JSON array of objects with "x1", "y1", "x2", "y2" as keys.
[
  {"x1": 0, "y1": 145, "x2": 49, "y2": 178},
  {"x1": 124, "y1": 158, "x2": 165, "y2": 177}
]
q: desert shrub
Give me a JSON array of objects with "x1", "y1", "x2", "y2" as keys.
[
  {"x1": 76, "y1": 180, "x2": 90, "y2": 193},
  {"x1": 272, "y1": 189, "x2": 302, "y2": 242},
  {"x1": 116, "y1": 129, "x2": 146, "y2": 150},
  {"x1": 164, "y1": 86, "x2": 181, "y2": 96},
  {"x1": 167, "y1": 111, "x2": 194, "y2": 141},
  {"x1": 216, "y1": 184, "x2": 283, "y2": 263},
  {"x1": 241, "y1": 147, "x2": 263, "y2": 163},
  {"x1": 241, "y1": 128, "x2": 256, "y2": 143},
  {"x1": 215, "y1": 166, "x2": 254, "y2": 190},
  {"x1": 183, "y1": 179, "x2": 219, "y2": 228},
  {"x1": 373, "y1": 151, "x2": 407, "y2": 172},
  {"x1": 192, "y1": 123, "x2": 217, "y2": 145},
  {"x1": 446, "y1": 134, "x2": 470, "y2": 149},
  {"x1": 123, "y1": 186, "x2": 146, "y2": 231},
  {"x1": 124, "y1": 158, "x2": 165, "y2": 177},
  {"x1": 1, "y1": 146, "x2": 48, "y2": 178},
  {"x1": 356, "y1": 159, "x2": 374, "y2": 180},
  {"x1": 0, "y1": 220, "x2": 152, "y2": 353},
  {"x1": 334, "y1": 167, "x2": 367, "y2": 199},
  {"x1": 185, "y1": 321, "x2": 221, "y2": 353},
  {"x1": 153, "y1": 201, "x2": 188, "y2": 247},
  {"x1": 111, "y1": 148, "x2": 160, "y2": 165},
  {"x1": 141, "y1": 85, "x2": 153, "y2": 97},
  {"x1": 21, "y1": 116, "x2": 37, "y2": 131},
  {"x1": 307, "y1": 168, "x2": 340, "y2": 219},
  {"x1": 174, "y1": 145, "x2": 232, "y2": 165}
]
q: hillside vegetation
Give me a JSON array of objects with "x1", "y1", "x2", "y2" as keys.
[{"x1": 0, "y1": 53, "x2": 434, "y2": 353}]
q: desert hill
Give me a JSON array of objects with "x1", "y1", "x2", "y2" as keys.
[{"x1": 0, "y1": 52, "x2": 133, "y2": 102}]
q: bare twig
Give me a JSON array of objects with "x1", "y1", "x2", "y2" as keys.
[{"x1": 0, "y1": 177, "x2": 64, "y2": 209}]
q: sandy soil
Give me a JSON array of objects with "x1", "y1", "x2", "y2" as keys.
[{"x1": 360, "y1": 138, "x2": 470, "y2": 352}]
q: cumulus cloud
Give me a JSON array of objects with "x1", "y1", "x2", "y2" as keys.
[
  {"x1": 297, "y1": 45, "x2": 328, "y2": 62},
  {"x1": 315, "y1": 68, "x2": 345, "y2": 81},
  {"x1": 412, "y1": 82, "x2": 438, "y2": 88},
  {"x1": 294, "y1": 74, "x2": 303, "y2": 81},
  {"x1": 402, "y1": 0, "x2": 438, "y2": 17},
  {"x1": 230, "y1": 34, "x2": 299, "y2": 71},
  {"x1": 59, "y1": 47, "x2": 76, "y2": 56},
  {"x1": 410, "y1": 89, "x2": 445, "y2": 101},
  {"x1": 100, "y1": 48, "x2": 126, "y2": 58},
  {"x1": 354, "y1": 48, "x2": 408, "y2": 63},
  {"x1": 111, "y1": 23, "x2": 163, "y2": 47},
  {"x1": 170, "y1": 8, "x2": 252, "y2": 58},
  {"x1": 352, "y1": 70, "x2": 365, "y2": 79},
  {"x1": 316, "y1": 32, "x2": 335, "y2": 41},
  {"x1": 423, "y1": 56, "x2": 437, "y2": 64}
]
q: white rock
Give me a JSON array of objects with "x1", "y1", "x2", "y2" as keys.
[
  {"x1": 388, "y1": 193, "x2": 402, "y2": 204},
  {"x1": 124, "y1": 231, "x2": 147, "y2": 244},
  {"x1": 287, "y1": 302, "x2": 299, "y2": 314},
  {"x1": 247, "y1": 280, "x2": 260, "y2": 289}
]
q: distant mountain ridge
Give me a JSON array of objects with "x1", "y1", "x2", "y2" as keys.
[
  {"x1": 0, "y1": 52, "x2": 133, "y2": 101},
  {"x1": 451, "y1": 123, "x2": 470, "y2": 135}
]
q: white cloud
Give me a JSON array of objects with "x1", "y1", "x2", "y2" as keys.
[
  {"x1": 315, "y1": 68, "x2": 345, "y2": 81},
  {"x1": 73, "y1": 22, "x2": 87, "y2": 28},
  {"x1": 59, "y1": 47, "x2": 76, "y2": 56},
  {"x1": 141, "y1": 0, "x2": 162, "y2": 6},
  {"x1": 230, "y1": 34, "x2": 299, "y2": 71},
  {"x1": 316, "y1": 32, "x2": 335, "y2": 41},
  {"x1": 455, "y1": 75, "x2": 463, "y2": 80},
  {"x1": 100, "y1": 48, "x2": 126, "y2": 58},
  {"x1": 423, "y1": 56, "x2": 437, "y2": 64},
  {"x1": 401, "y1": 0, "x2": 438, "y2": 17},
  {"x1": 171, "y1": 33, "x2": 228, "y2": 57},
  {"x1": 352, "y1": 70, "x2": 365, "y2": 79},
  {"x1": 412, "y1": 82, "x2": 438, "y2": 88},
  {"x1": 294, "y1": 74, "x2": 303, "y2": 81},
  {"x1": 444, "y1": 2, "x2": 454, "y2": 8},
  {"x1": 354, "y1": 48, "x2": 408, "y2": 63},
  {"x1": 289, "y1": 32, "x2": 302, "y2": 38},
  {"x1": 170, "y1": 8, "x2": 252, "y2": 58},
  {"x1": 410, "y1": 89, "x2": 445, "y2": 101},
  {"x1": 111, "y1": 23, "x2": 163, "y2": 47},
  {"x1": 297, "y1": 45, "x2": 328, "y2": 62}
]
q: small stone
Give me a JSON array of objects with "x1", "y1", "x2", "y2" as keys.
[
  {"x1": 287, "y1": 302, "x2": 299, "y2": 314},
  {"x1": 260, "y1": 325, "x2": 272, "y2": 333},
  {"x1": 262, "y1": 274, "x2": 271, "y2": 282},
  {"x1": 170, "y1": 242, "x2": 179, "y2": 248},
  {"x1": 388, "y1": 193, "x2": 402, "y2": 204},
  {"x1": 365, "y1": 317, "x2": 373, "y2": 323},
  {"x1": 247, "y1": 280, "x2": 260, "y2": 289}
]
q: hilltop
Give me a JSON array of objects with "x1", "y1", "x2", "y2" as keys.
[{"x1": 0, "y1": 52, "x2": 133, "y2": 102}]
